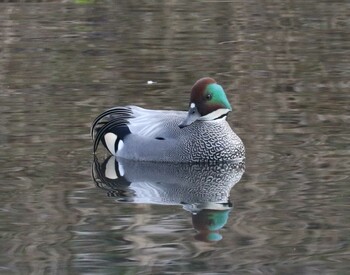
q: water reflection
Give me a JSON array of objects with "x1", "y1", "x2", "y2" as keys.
[{"x1": 93, "y1": 156, "x2": 245, "y2": 242}]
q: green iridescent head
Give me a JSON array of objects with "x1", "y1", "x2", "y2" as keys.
[
  {"x1": 203, "y1": 83, "x2": 232, "y2": 113},
  {"x1": 179, "y1": 77, "x2": 232, "y2": 128}
]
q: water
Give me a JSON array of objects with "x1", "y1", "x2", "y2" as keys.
[{"x1": 1, "y1": 1, "x2": 349, "y2": 274}]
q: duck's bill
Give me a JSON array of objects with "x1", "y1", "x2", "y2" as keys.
[{"x1": 179, "y1": 106, "x2": 201, "y2": 128}]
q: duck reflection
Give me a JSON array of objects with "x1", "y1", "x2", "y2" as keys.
[{"x1": 92, "y1": 156, "x2": 245, "y2": 242}]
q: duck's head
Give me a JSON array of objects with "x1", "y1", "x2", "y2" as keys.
[{"x1": 179, "y1": 77, "x2": 232, "y2": 128}]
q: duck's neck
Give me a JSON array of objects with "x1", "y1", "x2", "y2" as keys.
[{"x1": 198, "y1": 108, "x2": 230, "y2": 121}]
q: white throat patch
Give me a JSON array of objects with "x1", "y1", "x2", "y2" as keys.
[{"x1": 199, "y1": 108, "x2": 230, "y2": 121}]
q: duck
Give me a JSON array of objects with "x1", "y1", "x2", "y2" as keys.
[{"x1": 91, "y1": 77, "x2": 245, "y2": 162}]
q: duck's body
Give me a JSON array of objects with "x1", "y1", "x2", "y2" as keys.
[{"x1": 92, "y1": 78, "x2": 245, "y2": 163}]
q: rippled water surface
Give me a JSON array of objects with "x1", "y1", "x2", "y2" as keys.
[{"x1": 1, "y1": 1, "x2": 349, "y2": 274}]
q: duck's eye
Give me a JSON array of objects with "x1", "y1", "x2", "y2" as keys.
[{"x1": 206, "y1": 93, "x2": 212, "y2": 100}]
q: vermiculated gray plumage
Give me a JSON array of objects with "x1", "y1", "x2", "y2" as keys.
[{"x1": 92, "y1": 106, "x2": 245, "y2": 163}]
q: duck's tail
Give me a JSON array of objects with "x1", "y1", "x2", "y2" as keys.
[{"x1": 91, "y1": 107, "x2": 133, "y2": 154}]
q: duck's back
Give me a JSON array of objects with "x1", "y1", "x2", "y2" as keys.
[{"x1": 127, "y1": 106, "x2": 186, "y2": 139}]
